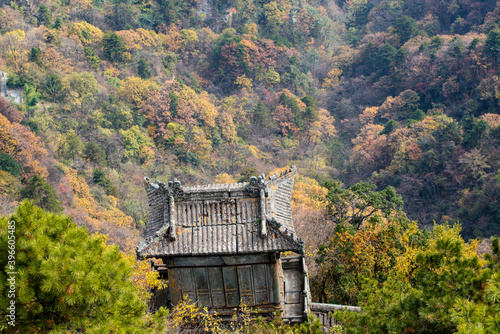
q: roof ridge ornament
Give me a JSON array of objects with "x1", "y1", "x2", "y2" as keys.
[
  {"x1": 155, "y1": 178, "x2": 184, "y2": 241},
  {"x1": 246, "y1": 173, "x2": 266, "y2": 191},
  {"x1": 246, "y1": 174, "x2": 268, "y2": 237}
]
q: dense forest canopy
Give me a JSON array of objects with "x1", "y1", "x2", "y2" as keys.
[
  {"x1": 1, "y1": 0, "x2": 500, "y2": 330},
  {"x1": 0, "y1": 0, "x2": 499, "y2": 241}
]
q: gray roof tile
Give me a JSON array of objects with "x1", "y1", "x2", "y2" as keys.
[{"x1": 137, "y1": 166, "x2": 303, "y2": 258}]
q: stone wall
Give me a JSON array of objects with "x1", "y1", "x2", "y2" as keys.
[
  {"x1": 310, "y1": 302, "x2": 361, "y2": 331},
  {"x1": 0, "y1": 72, "x2": 23, "y2": 104}
]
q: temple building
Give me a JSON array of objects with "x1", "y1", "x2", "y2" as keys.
[{"x1": 137, "y1": 166, "x2": 312, "y2": 322}]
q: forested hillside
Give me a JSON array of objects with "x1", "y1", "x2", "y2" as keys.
[
  {"x1": 1, "y1": 0, "x2": 500, "y2": 331},
  {"x1": 2, "y1": 0, "x2": 500, "y2": 244}
]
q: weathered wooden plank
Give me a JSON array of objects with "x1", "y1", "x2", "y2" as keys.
[
  {"x1": 193, "y1": 267, "x2": 211, "y2": 306},
  {"x1": 222, "y1": 266, "x2": 240, "y2": 307},
  {"x1": 253, "y1": 264, "x2": 270, "y2": 305},
  {"x1": 237, "y1": 265, "x2": 255, "y2": 306},
  {"x1": 208, "y1": 267, "x2": 225, "y2": 307}
]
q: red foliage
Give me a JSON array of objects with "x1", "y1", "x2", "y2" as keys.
[{"x1": 0, "y1": 97, "x2": 22, "y2": 123}]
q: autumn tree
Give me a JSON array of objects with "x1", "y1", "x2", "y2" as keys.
[
  {"x1": 337, "y1": 224, "x2": 488, "y2": 333},
  {"x1": 11, "y1": 123, "x2": 49, "y2": 180},
  {"x1": 313, "y1": 215, "x2": 423, "y2": 305},
  {"x1": 120, "y1": 125, "x2": 155, "y2": 164},
  {"x1": 139, "y1": 88, "x2": 172, "y2": 138},
  {"x1": 0, "y1": 97, "x2": 22, "y2": 123},
  {"x1": 62, "y1": 72, "x2": 99, "y2": 112}
]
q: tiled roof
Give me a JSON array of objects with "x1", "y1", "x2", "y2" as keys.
[{"x1": 137, "y1": 166, "x2": 303, "y2": 258}]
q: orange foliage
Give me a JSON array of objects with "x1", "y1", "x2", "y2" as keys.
[
  {"x1": 405, "y1": 141, "x2": 424, "y2": 161},
  {"x1": 481, "y1": 113, "x2": 500, "y2": 129},
  {"x1": 359, "y1": 106, "x2": 379, "y2": 125},
  {"x1": 214, "y1": 173, "x2": 237, "y2": 184},
  {"x1": 158, "y1": 24, "x2": 184, "y2": 53},
  {"x1": 11, "y1": 123, "x2": 49, "y2": 180},
  {"x1": 115, "y1": 29, "x2": 160, "y2": 52},
  {"x1": 272, "y1": 105, "x2": 299, "y2": 136},
  {"x1": 62, "y1": 165, "x2": 134, "y2": 228},
  {"x1": 292, "y1": 176, "x2": 328, "y2": 211},
  {"x1": 0, "y1": 113, "x2": 18, "y2": 155},
  {"x1": 351, "y1": 123, "x2": 387, "y2": 167}
]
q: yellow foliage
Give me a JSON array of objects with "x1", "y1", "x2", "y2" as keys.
[
  {"x1": 68, "y1": 22, "x2": 103, "y2": 44},
  {"x1": 218, "y1": 111, "x2": 237, "y2": 141},
  {"x1": 115, "y1": 30, "x2": 143, "y2": 51},
  {"x1": 103, "y1": 65, "x2": 120, "y2": 78},
  {"x1": 267, "y1": 165, "x2": 292, "y2": 178},
  {"x1": 0, "y1": 29, "x2": 26, "y2": 70},
  {"x1": 239, "y1": 38, "x2": 258, "y2": 51},
  {"x1": 307, "y1": 121, "x2": 322, "y2": 143},
  {"x1": 115, "y1": 29, "x2": 160, "y2": 51},
  {"x1": 180, "y1": 29, "x2": 199, "y2": 46},
  {"x1": 190, "y1": 126, "x2": 212, "y2": 160},
  {"x1": 138, "y1": 145, "x2": 155, "y2": 165},
  {"x1": 245, "y1": 144, "x2": 261, "y2": 158},
  {"x1": 214, "y1": 173, "x2": 237, "y2": 184},
  {"x1": 129, "y1": 257, "x2": 166, "y2": 303},
  {"x1": 307, "y1": 108, "x2": 337, "y2": 143},
  {"x1": 263, "y1": 1, "x2": 285, "y2": 25},
  {"x1": 161, "y1": 24, "x2": 184, "y2": 52},
  {"x1": 322, "y1": 67, "x2": 342, "y2": 88},
  {"x1": 0, "y1": 170, "x2": 21, "y2": 198},
  {"x1": 136, "y1": 28, "x2": 159, "y2": 48},
  {"x1": 242, "y1": 23, "x2": 258, "y2": 41},
  {"x1": 235, "y1": 74, "x2": 253, "y2": 92},
  {"x1": 118, "y1": 76, "x2": 159, "y2": 109},
  {"x1": 265, "y1": 67, "x2": 280, "y2": 85},
  {"x1": 197, "y1": 92, "x2": 218, "y2": 127},
  {"x1": 391, "y1": 221, "x2": 424, "y2": 278},
  {"x1": 4, "y1": 29, "x2": 25, "y2": 40},
  {"x1": 359, "y1": 106, "x2": 379, "y2": 125},
  {"x1": 292, "y1": 176, "x2": 328, "y2": 211}
]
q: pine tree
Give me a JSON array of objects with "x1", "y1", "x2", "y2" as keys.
[
  {"x1": 0, "y1": 153, "x2": 21, "y2": 177},
  {"x1": 37, "y1": 4, "x2": 52, "y2": 27},
  {"x1": 138, "y1": 58, "x2": 151, "y2": 79},
  {"x1": 0, "y1": 201, "x2": 148, "y2": 332},
  {"x1": 102, "y1": 32, "x2": 126, "y2": 62},
  {"x1": 83, "y1": 142, "x2": 106, "y2": 165},
  {"x1": 20, "y1": 175, "x2": 63, "y2": 213},
  {"x1": 486, "y1": 25, "x2": 500, "y2": 64},
  {"x1": 337, "y1": 224, "x2": 488, "y2": 333}
]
